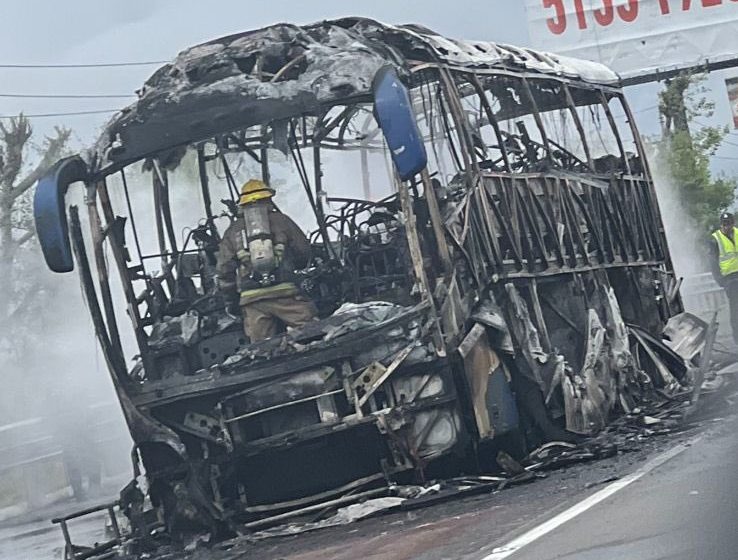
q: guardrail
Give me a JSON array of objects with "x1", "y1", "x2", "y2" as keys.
[
  {"x1": 52, "y1": 501, "x2": 122, "y2": 560},
  {"x1": 678, "y1": 272, "x2": 731, "y2": 341},
  {"x1": 681, "y1": 273, "x2": 727, "y2": 313}
]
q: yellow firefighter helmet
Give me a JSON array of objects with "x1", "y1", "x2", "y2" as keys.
[{"x1": 239, "y1": 179, "x2": 275, "y2": 205}]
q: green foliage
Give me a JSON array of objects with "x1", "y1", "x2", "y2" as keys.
[{"x1": 658, "y1": 74, "x2": 737, "y2": 233}]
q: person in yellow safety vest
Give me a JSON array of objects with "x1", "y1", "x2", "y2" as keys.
[
  {"x1": 216, "y1": 179, "x2": 317, "y2": 342},
  {"x1": 710, "y1": 211, "x2": 738, "y2": 345}
]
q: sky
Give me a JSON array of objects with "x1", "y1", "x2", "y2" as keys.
[
  {"x1": 0, "y1": 0, "x2": 736, "y2": 174},
  {"x1": 0, "y1": 0, "x2": 529, "y2": 145}
]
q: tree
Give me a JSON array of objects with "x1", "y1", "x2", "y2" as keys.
[
  {"x1": 658, "y1": 73, "x2": 737, "y2": 233},
  {"x1": 0, "y1": 115, "x2": 70, "y2": 361}
]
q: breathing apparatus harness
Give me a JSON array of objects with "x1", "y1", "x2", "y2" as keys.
[{"x1": 238, "y1": 180, "x2": 284, "y2": 288}]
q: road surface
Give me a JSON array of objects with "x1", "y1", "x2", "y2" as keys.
[{"x1": 481, "y1": 417, "x2": 738, "y2": 560}]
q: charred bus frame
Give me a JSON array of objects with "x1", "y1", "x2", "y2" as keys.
[{"x1": 34, "y1": 18, "x2": 682, "y2": 543}]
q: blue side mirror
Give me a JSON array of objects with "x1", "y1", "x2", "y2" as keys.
[
  {"x1": 372, "y1": 67, "x2": 427, "y2": 181},
  {"x1": 33, "y1": 156, "x2": 88, "y2": 273}
]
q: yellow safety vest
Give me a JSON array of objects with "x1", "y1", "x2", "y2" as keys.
[{"x1": 712, "y1": 227, "x2": 738, "y2": 277}]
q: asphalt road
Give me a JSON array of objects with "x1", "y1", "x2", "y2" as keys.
[{"x1": 486, "y1": 415, "x2": 738, "y2": 560}]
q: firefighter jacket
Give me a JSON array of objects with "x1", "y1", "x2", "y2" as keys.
[{"x1": 216, "y1": 209, "x2": 311, "y2": 306}]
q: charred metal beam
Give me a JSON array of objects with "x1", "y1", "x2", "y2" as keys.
[
  {"x1": 513, "y1": 185, "x2": 537, "y2": 273},
  {"x1": 98, "y1": 181, "x2": 151, "y2": 366},
  {"x1": 435, "y1": 86, "x2": 464, "y2": 173},
  {"x1": 523, "y1": 179, "x2": 565, "y2": 267},
  {"x1": 223, "y1": 132, "x2": 263, "y2": 163},
  {"x1": 598, "y1": 90, "x2": 631, "y2": 175},
  {"x1": 244, "y1": 473, "x2": 385, "y2": 514},
  {"x1": 563, "y1": 84, "x2": 595, "y2": 172},
  {"x1": 153, "y1": 162, "x2": 179, "y2": 257},
  {"x1": 260, "y1": 125, "x2": 270, "y2": 185},
  {"x1": 517, "y1": 178, "x2": 548, "y2": 271},
  {"x1": 243, "y1": 488, "x2": 389, "y2": 530},
  {"x1": 520, "y1": 77, "x2": 552, "y2": 162},
  {"x1": 569, "y1": 186, "x2": 606, "y2": 263},
  {"x1": 439, "y1": 69, "x2": 481, "y2": 179},
  {"x1": 69, "y1": 205, "x2": 123, "y2": 376},
  {"x1": 356, "y1": 343, "x2": 416, "y2": 408},
  {"x1": 151, "y1": 164, "x2": 169, "y2": 275},
  {"x1": 619, "y1": 91, "x2": 654, "y2": 179},
  {"x1": 528, "y1": 279, "x2": 551, "y2": 353},
  {"x1": 541, "y1": 294, "x2": 584, "y2": 337},
  {"x1": 476, "y1": 185, "x2": 504, "y2": 270},
  {"x1": 420, "y1": 168, "x2": 453, "y2": 277},
  {"x1": 196, "y1": 145, "x2": 215, "y2": 224},
  {"x1": 469, "y1": 193, "x2": 497, "y2": 278},
  {"x1": 217, "y1": 146, "x2": 240, "y2": 202},
  {"x1": 86, "y1": 185, "x2": 125, "y2": 373},
  {"x1": 486, "y1": 177, "x2": 524, "y2": 270},
  {"x1": 397, "y1": 174, "x2": 436, "y2": 310}
]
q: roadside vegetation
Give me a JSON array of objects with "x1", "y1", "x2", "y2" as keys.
[{"x1": 658, "y1": 73, "x2": 738, "y2": 233}]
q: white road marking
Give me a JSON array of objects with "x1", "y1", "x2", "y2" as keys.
[{"x1": 480, "y1": 439, "x2": 698, "y2": 560}]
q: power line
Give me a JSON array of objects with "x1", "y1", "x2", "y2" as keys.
[
  {"x1": 0, "y1": 61, "x2": 167, "y2": 69},
  {"x1": 0, "y1": 93, "x2": 135, "y2": 99},
  {"x1": 692, "y1": 119, "x2": 738, "y2": 148},
  {"x1": 0, "y1": 109, "x2": 118, "y2": 119},
  {"x1": 632, "y1": 104, "x2": 659, "y2": 115}
]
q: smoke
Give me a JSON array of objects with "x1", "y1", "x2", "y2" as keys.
[
  {"x1": 0, "y1": 187, "x2": 132, "y2": 521},
  {"x1": 648, "y1": 145, "x2": 710, "y2": 279}
]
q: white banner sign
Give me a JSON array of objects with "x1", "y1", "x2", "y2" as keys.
[{"x1": 525, "y1": 0, "x2": 738, "y2": 79}]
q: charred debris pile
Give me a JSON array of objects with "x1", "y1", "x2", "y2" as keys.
[{"x1": 54, "y1": 309, "x2": 730, "y2": 559}]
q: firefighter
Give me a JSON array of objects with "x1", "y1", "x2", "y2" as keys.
[
  {"x1": 710, "y1": 211, "x2": 738, "y2": 345},
  {"x1": 216, "y1": 179, "x2": 317, "y2": 341}
]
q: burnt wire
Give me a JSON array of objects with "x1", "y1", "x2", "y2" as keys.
[
  {"x1": 421, "y1": 77, "x2": 446, "y2": 179},
  {"x1": 0, "y1": 92, "x2": 134, "y2": 99},
  {"x1": 120, "y1": 169, "x2": 145, "y2": 267},
  {"x1": 217, "y1": 152, "x2": 241, "y2": 201},
  {"x1": 288, "y1": 122, "x2": 338, "y2": 260},
  {"x1": 0, "y1": 60, "x2": 167, "y2": 68},
  {"x1": 0, "y1": 108, "x2": 118, "y2": 119},
  {"x1": 436, "y1": 85, "x2": 464, "y2": 173},
  {"x1": 288, "y1": 121, "x2": 319, "y2": 217},
  {"x1": 588, "y1": 104, "x2": 611, "y2": 155}
]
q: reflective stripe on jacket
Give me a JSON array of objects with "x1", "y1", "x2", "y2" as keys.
[
  {"x1": 712, "y1": 227, "x2": 738, "y2": 277},
  {"x1": 239, "y1": 282, "x2": 300, "y2": 306}
]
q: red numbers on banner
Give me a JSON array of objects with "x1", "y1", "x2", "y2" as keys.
[
  {"x1": 573, "y1": 0, "x2": 589, "y2": 28},
  {"x1": 663, "y1": 0, "x2": 733, "y2": 13},
  {"x1": 543, "y1": 0, "x2": 734, "y2": 34},
  {"x1": 617, "y1": 0, "x2": 639, "y2": 21},
  {"x1": 594, "y1": 0, "x2": 615, "y2": 26},
  {"x1": 544, "y1": 0, "x2": 567, "y2": 33}
]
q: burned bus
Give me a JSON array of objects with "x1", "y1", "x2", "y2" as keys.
[{"x1": 34, "y1": 18, "x2": 682, "y2": 544}]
